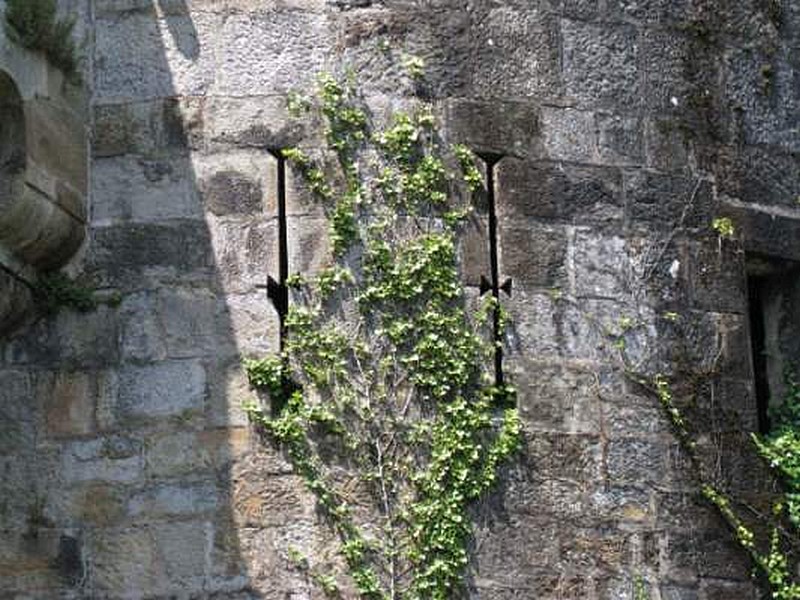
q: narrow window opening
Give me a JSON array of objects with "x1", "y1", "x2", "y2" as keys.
[
  {"x1": 748, "y1": 273, "x2": 771, "y2": 434},
  {"x1": 746, "y1": 255, "x2": 800, "y2": 433},
  {"x1": 475, "y1": 152, "x2": 513, "y2": 407},
  {"x1": 266, "y1": 148, "x2": 289, "y2": 350},
  {"x1": 258, "y1": 149, "x2": 293, "y2": 415}
]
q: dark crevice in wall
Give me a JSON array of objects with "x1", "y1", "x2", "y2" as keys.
[
  {"x1": 747, "y1": 273, "x2": 771, "y2": 434},
  {"x1": 747, "y1": 254, "x2": 800, "y2": 433}
]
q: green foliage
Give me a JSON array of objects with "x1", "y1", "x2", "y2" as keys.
[
  {"x1": 633, "y1": 574, "x2": 650, "y2": 600},
  {"x1": 33, "y1": 272, "x2": 99, "y2": 314},
  {"x1": 402, "y1": 55, "x2": 426, "y2": 80},
  {"x1": 245, "y1": 71, "x2": 521, "y2": 599},
  {"x1": 453, "y1": 145, "x2": 483, "y2": 193},
  {"x1": 756, "y1": 373, "x2": 800, "y2": 530},
  {"x1": 711, "y1": 216, "x2": 736, "y2": 239},
  {"x1": 4, "y1": 0, "x2": 79, "y2": 80},
  {"x1": 650, "y1": 373, "x2": 800, "y2": 599}
]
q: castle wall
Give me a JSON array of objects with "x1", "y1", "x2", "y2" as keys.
[{"x1": 1, "y1": 0, "x2": 798, "y2": 598}]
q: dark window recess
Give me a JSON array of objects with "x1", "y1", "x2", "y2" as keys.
[
  {"x1": 475, "y1": 152, "x2": 514, "y2": 408},
  {"x1": 746, "y1": 255, "x2": 800, "y2": 433},
  {"x1": 258, "y1": 150, "x2": 293, "y2": 415},
  {"x1": 264, "y1": 149, "x2": 289, "y2": 347}
]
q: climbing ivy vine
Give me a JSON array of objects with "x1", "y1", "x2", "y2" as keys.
[
  {"x1": 244, "y1": 71, "x2": 521, "y2": 599},
  {"x1": 644, "y1": 369, "x2": 800, "y2": 599}
]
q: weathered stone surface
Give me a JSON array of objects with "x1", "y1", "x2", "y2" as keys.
[
  {"x1": 88, "y1": 222, "x2": 213, "y2": 286},
  {"x1": 4, "y1": 306, "x2": 120, "y2": 369},
  {"x1": 497, "y1": 160, "x2": 623, "y2": 227},
  {"x1": 95, "y1": 9, "x2": 218, "y2": 101},
  {"x1": 626, "y1": 172, "x2": 716, "y2": 231},
  {"x1": 127, "y1": 482, "x2": 217, "y2": 520},
  {"x1": 41, "y1": 370, "x2": 97, "y2": 438},
  {"x1": 214, "y1": 10, "x2": 329, "y2": 96},
  {"x1": 88, "y1": 527, "x2": 162, "y2": 595},
  {"x1": 470, "y1": 3, "x2": 561, "y2": 100},
  {"x1": 92, "y1": 155, "x2": 203, "y2": 223},
  {"x1": 443, "y1": 99, "x2": 541, "y2": 157},
  {"x1": 561, "y1": 19, "x2": 639, "y2": 109},
  {"x1": 500, "y1": 224, "x2": 567, "y2": 289},
  {"x1": 0, "y1": 0, "x2": 791, "y2": 598},
  {"x1": 62, "y1": 435, "x2": 144, "y2": 484},
  {"x1": 116, "y1": 360, "x2": 207, "y2": 422},
  {"x1": 93, "y1": 97, "x2": 203, "y2": 157},
  {"x1": 511, "y1": 361, "x2": 601, "y2": 433},
  {"x1": 540, "y1": 107, "x2": 598, "y2": 163},
  {"x1": 209, "y1": 216, "x2": 277, "y2": 294}
]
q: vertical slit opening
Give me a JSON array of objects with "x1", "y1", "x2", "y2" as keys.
[
  {"x1": 747, "y1": 273, "x2": 771, "y2": 434},
  {"x1": 746, "y1": 254, "x2": 800, "y2": 434}
]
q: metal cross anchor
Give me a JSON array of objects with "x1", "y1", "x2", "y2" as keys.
[
  {"x1": 257, "y1": 149, "x2": 290, "y2": 351},
  {"x1": 475, "y1": 152, "x2": 513, "y2": 399}
]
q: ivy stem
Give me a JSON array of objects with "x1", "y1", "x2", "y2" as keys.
[{"x1": 374, "y1": 437, "x2": 397, "y2": 600}]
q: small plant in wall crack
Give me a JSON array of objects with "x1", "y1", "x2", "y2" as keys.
[
  {"x1": 33, "y1": 272, "x2": 120, "y2": 315},
  {"x1": 244, "y1": 70, "x2": 521, "y2": 599}
]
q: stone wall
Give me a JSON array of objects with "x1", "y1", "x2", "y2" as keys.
[
  {"x1": 0, "y1": 0, "x2": 798, "y2": 599},
  {"x1": 0, "y1": 0, "x2": 89, "y2": 334}
]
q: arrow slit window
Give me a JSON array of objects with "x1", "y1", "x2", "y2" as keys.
[{"x1": 746, "y1": 255, "x2": 800, "y2": 433}]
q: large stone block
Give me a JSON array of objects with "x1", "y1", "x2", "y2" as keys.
[
  {"x1": 95, "y1": 9, "x2": 218, "y2": 100},
  {"x1": 4, "y1": 306, "x2": 121, "y2": 369},
  {"x1": 209, "y1": 216, "x2": 278, "y2": 294},
  {"x1": 288, "y1": 215, "x2": 332, "y2": 277},
  {"x1": 540, "y1": 107, "x2": 598, "y2": 163},
  {"x1": 158, "y1": 287, "x2": 227, "y2": 359},
  {"x1": 203, "y1": 95, "x2": 305, "y2": 152},
  {"x1": 442, "y1": 99, "x2": 541, "y2": 158},
  {"x1": 571, "y1": 231, "x2": 630, "y2": 298},
  {"x1": 225, "y1": 292, "x2": 280, "y2": 357},
  {"x1": 88, "y1": 222, "x2": 214, "y2": 287},
  {"x1": 561, "y1": 19, "x2": 639, "y2": 109},
  {"x1": 526, "y1": 431, "x2": 604, "y2": 483},
  {"x1": 607, "y1": 436, "x2": 686, "y2": 488},
  {"x1": 511, "y1": 360, "x2": 602, "y2": 434},
  {"x1": 61, "y1": 482, "x2": 128, "y2": 528},
  {"x1": 469, "y1": 2, "x2": 561, "y2": 100},
  {"x1": 684, "y1": 238, "x2": 747, "y2": 313},
  {"x1": 144, "y1": 426, "x2": 250, "y2": 479},
  {"x1": 638, "y1": 28, "x2": 695, "y2": 111},
  {"x1": 194, "y1": 149, "x2": 278, "y2": 217},
  {"x1": 206, "y1": 357, "x2": 263, "y2": 428},
  {"x1": 127, "y1": 481, "x2": 217, "y2": 520},
  {"x1": 500, "y1": 223, "x2": 567, "y2": 290},
  {"x1": 624, "y1": 172, "x2": 715, "y2": 231},
  {"x1": 88, "y1": 527, "x2": 163, "y2": 595},
  {"x1": 497, "y1": 160, "x2": 623, "y2": 228},
  {"x1": 596, "y1": 112, "x2": 644, "y2": 166},
  {"x1": 116, "y1": 360, "x2": 207, "y2": 422},
  {"x1": 715, "y1": 145, "x2": 800, "y2": 212},
  {"x1": 118, "y1": 291, "x2": 168, "y2": 364},
  {"x1": 152, "y1": 520, "x2": 211, "y2": 591},
  {"x1": 93, "y1": 97, "x2": 203, "y2": 157},
  {"x1": 91, "y1": 155, "x2": 203, "y2": 223},
  {"x1": 40, "y1": 370, "x2": 96, "y2": 438},
  {"x1": 214, "y1": 10, "x2": 329, "y2": 96},
  {"x1": 504, "y1": 290, "x2": 560, "y2": 360},
  {"x1": 62, "y1": 435, "x2": 143, "y2": 484}
]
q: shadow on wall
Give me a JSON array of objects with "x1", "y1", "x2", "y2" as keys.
[{"x1": 0, "y1": 0, "x2": 327, "y2": 596}]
